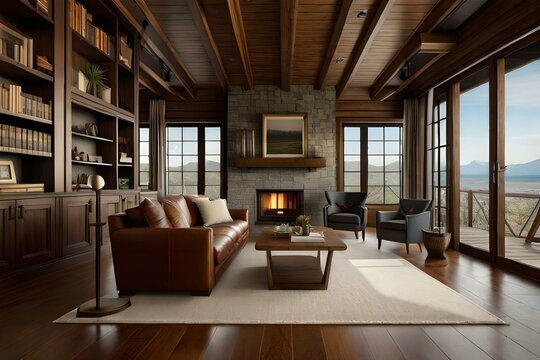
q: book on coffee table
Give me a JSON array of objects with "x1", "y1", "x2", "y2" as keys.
[{"x1": 291, "y1": 232, "x2": 325, "y2": 242}]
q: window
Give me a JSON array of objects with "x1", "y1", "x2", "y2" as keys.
[
  {"x1": 428, "y1": 94, "x2": 448, "y2": 229},
  {"x1": 139, "y1": 126, "x2": 149, "y2": 188},
  {"x1": 165, "y1": 124, "x2": 223, "y2": 198},
  {"x1": 343, "y1": 125, "x2": 402, "y2": 204}
]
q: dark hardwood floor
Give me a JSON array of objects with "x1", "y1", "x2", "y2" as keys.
[{"x1": 1, "y1": 228, "x2": 540, "y2": 359}]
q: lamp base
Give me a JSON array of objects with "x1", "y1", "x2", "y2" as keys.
[{"x1": 76, "y1": 297, "x2": 131, "y2": 318}]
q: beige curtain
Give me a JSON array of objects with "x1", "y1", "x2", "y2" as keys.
[
  {"x1": 149, "y1": 99, "x2": 166, "y2": 200},
  {"x1": 403, "y1": 89, "x2": 433, "y2": 199}
]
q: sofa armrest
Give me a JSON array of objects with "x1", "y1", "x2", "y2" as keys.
[
  {"x1": 110, "y1": 227, "x2": 214, "y2": 293},
  {"x1": 229, "y1": 208, "x2": 249, "y2": 222}
]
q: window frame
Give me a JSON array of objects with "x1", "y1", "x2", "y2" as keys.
[
  {"x1": 339, "y1": 122, "x2": 403, "y2": 205},
  {"x1": 165, "y1": 123, "x2": 225, "y2": 198}
]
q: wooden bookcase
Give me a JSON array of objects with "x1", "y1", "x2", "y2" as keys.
[
  {"x1": 0, "y1": 1, "x2": 56, "y2": 191},
  {"x1": 65, "y1": 0, "x2": 138, "y2": 191}
]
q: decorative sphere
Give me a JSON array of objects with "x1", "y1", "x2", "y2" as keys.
[{"x1": 87, "y1": 174, "x2": 105, "y2": 190}]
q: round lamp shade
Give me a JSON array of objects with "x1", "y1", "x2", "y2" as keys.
[{"x1": 87, "y1": 174, "x2": 105, "y2": 190}]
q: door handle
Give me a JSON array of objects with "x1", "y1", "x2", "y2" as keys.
[{"x1": 18, "y1": 205, "x2": 24, "y2": 219}]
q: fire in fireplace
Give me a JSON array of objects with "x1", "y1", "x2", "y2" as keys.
[{"x1": 256, "y1": 189, "x2": 304, "y2": 223}]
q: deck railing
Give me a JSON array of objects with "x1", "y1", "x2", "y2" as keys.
[{"x1": 460, "y1": 189, "x2": 540, "y2": 241}]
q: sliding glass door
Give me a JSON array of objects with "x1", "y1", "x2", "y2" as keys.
[{"x1": 459, "y1": 67, "x2": 491, "y2": 254}]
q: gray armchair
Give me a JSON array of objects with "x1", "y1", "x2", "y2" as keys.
[
  {"x1": 323, "y1": 191, "x2": 368, "y2": 240},
  {"x1": 376, "y1": 199, "x2": 432, "y2": 254}
]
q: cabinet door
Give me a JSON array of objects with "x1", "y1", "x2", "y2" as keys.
[
  {"x1": 61, "y1": 196, "x2": 94, "y2": 257},
  {"x1": 15, "y1": 197, "x2": 56, "y2": 270},
  {"x1": 121, "y1": 193, "x2": 138, "y2": 211},
  {"x1": 101, "y1": 195, "x2": 121, "y2": 245},
  {"x1": 0, "y1": 201, "x2": 16, "y2": 275}
]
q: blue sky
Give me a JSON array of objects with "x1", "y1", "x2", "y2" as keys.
[{"x1": 460, "y1": 60, "x2": 540, "y2": 165}]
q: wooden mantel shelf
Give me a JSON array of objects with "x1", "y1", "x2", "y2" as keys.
[{"x1": 234, "y1": 157, "x2": 326, "y2": 169}]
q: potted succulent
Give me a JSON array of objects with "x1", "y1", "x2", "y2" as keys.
[{"x1": 84, "y1": 63, "x2": 108, "y2": 99}]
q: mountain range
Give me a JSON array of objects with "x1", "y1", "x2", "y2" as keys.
[{"x1": 461, "y1": 159, "x2": 540, "y2": 177}]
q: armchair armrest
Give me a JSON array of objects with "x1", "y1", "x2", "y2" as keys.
[
  {"x1": 406, "y1": 211, "x2": 431, "y2": 241},
  {"x1": 229, "y1": 209, "x2": 249, "y2": 222}
]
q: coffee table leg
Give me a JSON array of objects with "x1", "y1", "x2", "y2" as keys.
[
  {"x1": 321, "y1": 251, "x2": 334, "y2": 290},
  {"x1": 266, "y1": 251, "x2": 274, "y2": 289}
]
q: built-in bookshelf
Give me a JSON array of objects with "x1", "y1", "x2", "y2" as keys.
[
  {"x1": 0, "y1": 0, "x2": 55, "y2": 191},
  {"x1": 66, "y1": 0, "x2": 137, "y2": 191}
]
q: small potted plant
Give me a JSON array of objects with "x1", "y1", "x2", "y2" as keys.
[
  {"x1": 84, "y1": 63, "x2": 108, "y2": 100},
  {"x1": 296, "y1": 214, "x2": 312, "y2": 236}
]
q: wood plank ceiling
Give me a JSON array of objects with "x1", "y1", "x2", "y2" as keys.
[{"x1": 142, "y1": 0, "x2": 460, "y2": 99}]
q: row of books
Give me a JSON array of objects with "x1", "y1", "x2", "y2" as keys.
[
  {"x1": 0, "y1": 83, "x2": 53, "y2": 120},
  {"x1": 239, "y1": 129, "x2": 255, "y2": 158},
  {"x1": 0, "y1": 125, "x2": 52, "y2": 156},
  {"x1": 0, "y1": 22, "x2": 33, "y2": 68},
  {"x1": 68, "y1": 0, "x2": 114, "y2": 57}
]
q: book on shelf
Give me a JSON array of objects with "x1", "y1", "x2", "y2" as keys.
[
  {"x1": 291, "y1": 232, "x2": 325, "y2": 242},
  {"x1": 37, "y1": 0, "x2": 49, "y2": 16},
  {"x1": 0, "y1": 124, "x2": 50, "y2": 156},
  {"x1": 68, "y1": 0, "x2": 114, "y2": 57},
  {"x1": 0, "y1": 82, "x2": 52, "y2": 120}
]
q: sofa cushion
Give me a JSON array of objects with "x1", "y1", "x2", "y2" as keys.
[
  {"x1": 139, "y1": 198, "x2": 171, "y2": 228},
  {"x1": 212, "y1": 232, "x2": 236, "y2": 265},
  {"x1": 195, "y1": 199, "x2": 233, "y2": 226},
  {"x1": 183, "y1": 195, "x2": 208, "y2": 226},
  {"x1": 212, "y1": 220, "x2": 248, "y2": 238},
  {"x1": 162, "y1": 195, "x2": 190, "y2": 228},
  {"x1": 380, "y1": 219, "x2": 406, "y2": 231},
  {"x1": 328, "y1": 213, "x2": 361, "y2": 225},
  {"x1": 125, "y1": 206, "x2": 148, "y2": 227}
]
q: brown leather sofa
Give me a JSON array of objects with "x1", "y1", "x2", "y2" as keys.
[{"x1": 108, "y1": 195, "x2": 249, "y2": 295}]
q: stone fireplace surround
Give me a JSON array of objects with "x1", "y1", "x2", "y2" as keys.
[{"x1": 227, "y1": 85, "x2": 336, "y2": 226}]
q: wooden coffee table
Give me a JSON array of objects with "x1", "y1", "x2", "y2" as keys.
[{"x1": 254, "y1": 227, "x2": 347, "y2": 290}]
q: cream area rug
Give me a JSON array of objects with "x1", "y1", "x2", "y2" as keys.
[{"x1": 55, "y1": 238, "x2": 503, "y2": 325}]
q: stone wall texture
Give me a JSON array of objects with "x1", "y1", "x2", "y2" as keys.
[{"x1": 227, "y1": 85, "x2": 336, "y2": 226}]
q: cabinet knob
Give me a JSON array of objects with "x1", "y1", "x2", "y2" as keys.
[{"x1": 18, "y1": 205, "x2": 24, "y2": 219}]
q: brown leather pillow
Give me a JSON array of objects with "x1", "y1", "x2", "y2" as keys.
[
  {"x1": 183, "y1": 195, "x2": 208, "y2": 226},
  {"x1": 139, "y1": 198, "x2": 171, "y2": 228},
  {"x1": 162, "y1": 195, "x2": 190, "y2": 228},
  {"x1": 125, "y1": 206, "x2": 148, "y2": 227},
  {"x1": 339, "y1": 201, "x2": 353, "y2": 213}
]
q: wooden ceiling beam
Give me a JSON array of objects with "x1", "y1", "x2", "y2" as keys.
[
  {"x1": 227, "y1": 0, "x2": 254, "y2": 90},
  {"x1": 370, "y1": 0, "x2": 463, "y2": 100},
  {"x1": 185, "y1": 0, "x2": 229, "y2": 93},
  {"x1": 133, "y1": 0, "x2": 197, "y2": 98},
  {"x1": 336, "y1": 0, "x2": 396, "y2": 99},
  {"x1": 280, "y1": 0, "x2": 299, "y2": 92},
  {"x1": 140, "y1": 63, "x2": 187, "y2": 100},
  {"x1": 316, "y1": 0, "x2": 353, "y2": 91},
  {"x1": 110, "y1": 0, "x2": 196, "y2": 99},
  {"x1": 371, "y1": 33, "x2": 457, "y2": 100}
]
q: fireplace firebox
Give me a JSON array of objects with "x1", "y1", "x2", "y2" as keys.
[{"x1": 256, "y1": 189, "x2": 304, "y2": 223}]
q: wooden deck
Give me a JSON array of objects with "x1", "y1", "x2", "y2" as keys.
[{"x1": 461, "y1": 226, "x2": 540, "y2": 268}]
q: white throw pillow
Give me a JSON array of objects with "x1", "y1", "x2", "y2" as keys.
[{"x1": 194, "y1": 198, "x2": 233, "y2": 226}]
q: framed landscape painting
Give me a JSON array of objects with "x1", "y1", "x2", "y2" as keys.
[{"x1": 262, "y1": 113, "x2": 308, "y2": 158}]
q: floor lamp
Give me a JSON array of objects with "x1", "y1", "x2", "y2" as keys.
[{"x1": 77, "y1": 175, "x2": 131, "y2": 317}]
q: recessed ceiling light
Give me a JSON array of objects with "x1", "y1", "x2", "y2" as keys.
[
  {"x1": 336, "y1": 57, "x2": 345, "y2": 64},
  {"x1": 357, "y1": 10, "x2": 368, "y2": 18}
]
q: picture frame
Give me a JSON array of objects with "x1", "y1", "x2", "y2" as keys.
[
  {"x1": 0, "y1": 160, "x2": 16, "y2": 184},
  {"x1": 262, "y1": 113, "x2": 308, "y2": 158}
]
